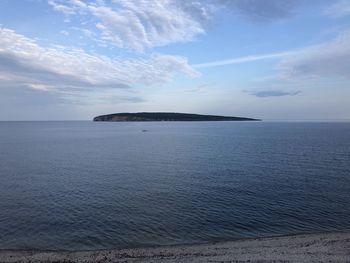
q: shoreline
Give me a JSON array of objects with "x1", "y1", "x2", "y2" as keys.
[{"x1": 1, "y1": 232, "x2": 349, "y2": 262}]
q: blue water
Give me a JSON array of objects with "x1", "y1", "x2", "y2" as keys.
[{"x1": 0, "y1": 121, "x2": 349, "y2": 250}]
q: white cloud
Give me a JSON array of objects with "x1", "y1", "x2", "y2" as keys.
[
  {"x1": 29, "y1": 84, "x2": 53, "y2": 92},
  {"x1": 196, "y1": 28, "x2": 350, "y2": 81},
  {"x1": 48, "y1": 0, "x2": 208, "y2": 51},
  {"x1": 0, "y1": 28, "x2": 197, "y2": 95},
  {"x1": 48, "y1": 0, "x2": 76, "y2": 15},
  {"x1": 279, "y1": 30, "x2": 350, "y2": 79},
  {"x1": 192, "y1": 51, "x2": 293, "y2": 68},
  {"x1": 325, "y1": 0, "x2": 350, "y2": 18},
  {"x1": 48, "y1": 0, "x2": 304, "y2": 51},
  {"x1": 60, "y1": 30, "x2": 69, "y2": 36}
]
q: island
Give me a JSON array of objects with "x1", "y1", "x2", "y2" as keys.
[{"x1": 93, "y1": 112, "x2": 260, "y2": 122}]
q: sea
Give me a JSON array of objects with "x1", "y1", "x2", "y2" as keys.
[{"x1": 0, "y1": 121, "x2": 349, "y2": 250}]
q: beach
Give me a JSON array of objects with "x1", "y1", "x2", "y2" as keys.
[{"x1": 1, "y1": 232, "x2": 349, "y2": 263}]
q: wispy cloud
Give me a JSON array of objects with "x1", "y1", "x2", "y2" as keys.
[
  {"x1": 192, "y1": 51, "x2": 293, "y2": 68},
  {"x1": 279, "y1": 30, "x2": 350, "y2": 79},
  {"x1": 245, "y1": 90, "x2": 301, "y2": 98},
  {"x1": 194, "y1": 27, "x2": 350, "y2": 81},
  {"x1": 48, "y1": 0, "x2": 303, "y2": 52},
  {"x1": 325, "y1": 0, "x2": 350, "y2": 18},
  {"x1": 48, "y1": 0, "x2": 77, "y2": 15},
  {"x1": 48, "y1": 0, "x2": 209, "y2": 51},
  {"x1": 185, "y1": 83, "x2": 209, "y2": 93}
]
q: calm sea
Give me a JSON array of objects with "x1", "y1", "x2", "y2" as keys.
[{"x1": 0, "y1": 121, "x2": 349, "y2": 250}]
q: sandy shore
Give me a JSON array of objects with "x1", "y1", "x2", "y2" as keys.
[{"x1": 1, "y1": 232, "x2": 349, "y2": 263}]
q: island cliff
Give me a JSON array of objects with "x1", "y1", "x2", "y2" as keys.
[{"x1": 93, "y1": 112, "x2": 260, "y2": 122}]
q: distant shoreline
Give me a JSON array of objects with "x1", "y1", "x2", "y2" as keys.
[
  {"x1": 1, "y1": 231, "x2": 349, "y2": 262},
  {"x1": 93, "y1": 112, "x2": 260, "y2": 122}
]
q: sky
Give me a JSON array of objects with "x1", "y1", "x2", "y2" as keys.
[{"x1": 0, "y1": 0, "x2": 350, "y2": 120}]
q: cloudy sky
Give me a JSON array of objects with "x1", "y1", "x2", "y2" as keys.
[{"x1": 0, "y1": 0, "x2": 350, "y2": 120}]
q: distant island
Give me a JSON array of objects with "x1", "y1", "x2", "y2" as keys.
[{"x1": 93, "y1": 112, "x2": 260, "y2": 122}]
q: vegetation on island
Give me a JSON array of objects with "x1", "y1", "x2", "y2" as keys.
[{"x1": 93, "y1": 112, "x2": 260, "y2": 122}]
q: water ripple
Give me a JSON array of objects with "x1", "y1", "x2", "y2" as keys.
[{"x1": 0, "y1": 122, "x2": 350, "y2": 250}]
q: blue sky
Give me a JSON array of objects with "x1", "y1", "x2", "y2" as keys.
[{"x1": 0, "y1": 0, "x2": 350, "y2": 120}]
